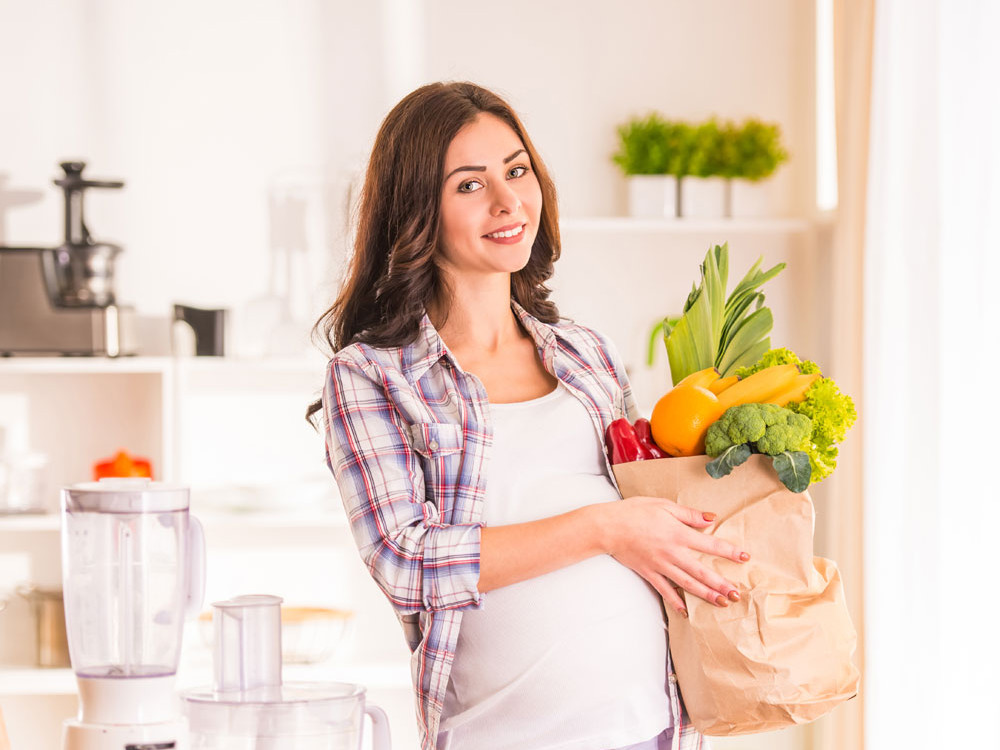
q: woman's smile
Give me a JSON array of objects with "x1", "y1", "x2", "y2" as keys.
[{"x1": 483, "y1": 222, "x2": 527, "y2": 243}]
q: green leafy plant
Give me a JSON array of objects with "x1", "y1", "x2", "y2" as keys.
[
  {"x1": 613, "y1": 116, "x2": 788, "y2": 181},
  {"x1": 612, "y1": 115, "x2": 692, "y2": 176},
  {"x1": 687, "y1": 119, "x2": 727, "y2": 178},
  {"x1": 727, "y1": 119, "x2": 789, "y2": 182}
]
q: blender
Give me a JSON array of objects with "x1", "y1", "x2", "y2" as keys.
[
  {"x1": 181, "y1": 595, "x2": 391, "y2": 749},
  {"x1": 61, "y1": 478, "x2": 206, "y2": 750}
]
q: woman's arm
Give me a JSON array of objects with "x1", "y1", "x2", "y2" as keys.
[
  {"x1": 325, "y1": 356, "x2": 484, "y2": 614},
  {"x1": 479, "y1": 496, "x2": 747, "y2": 615}
]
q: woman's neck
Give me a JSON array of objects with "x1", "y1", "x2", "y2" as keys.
[{"x1": 429, "y1": 275, "x2": 522, "y2": 355}]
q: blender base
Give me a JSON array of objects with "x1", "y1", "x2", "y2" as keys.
[{"x1": 63, "y1": 716, "x2": 188, "y2": 750}]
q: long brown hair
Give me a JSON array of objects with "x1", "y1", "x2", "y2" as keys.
[{"x1": 306, "y1": 82, "x2": 562, "y2": 424}]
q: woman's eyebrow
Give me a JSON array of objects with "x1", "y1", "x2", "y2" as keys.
[{"x1": 444, "y1": 148, "x2": 527, "y2": 182}]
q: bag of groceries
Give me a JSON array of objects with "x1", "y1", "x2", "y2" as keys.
[
  {"x1": 614, "y1": 244, "x2": 864, "y2": 734},
  {"x1": 614, "y1": 454, "x2": 860, "y2": 735}
]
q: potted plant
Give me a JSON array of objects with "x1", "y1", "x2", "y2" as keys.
[
  {"x1": 680, "y1": 119, "x2": 728, "y2": 218},
  {"x1": 723, "y1": 119, "x2": 789, "y2": 217},
  {"x1": 613, "y1": 114, "x2": 689, "y2": 218}
]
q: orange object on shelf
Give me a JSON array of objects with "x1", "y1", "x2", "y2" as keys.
[{"x1": 93, "y1": 450, "x2": 153, "y2": 480}]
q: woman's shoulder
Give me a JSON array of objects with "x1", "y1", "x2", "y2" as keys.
[
  {"x1": 549, "y1": 317, "x2": 621, "y2": 361},
  {"x1": 327, "y1": 340, "x2": 405, "y2": 378}
]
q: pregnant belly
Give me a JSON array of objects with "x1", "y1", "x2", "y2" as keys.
[{"x1": 444, "y1": 554, "x2": 668, "y2": 722}]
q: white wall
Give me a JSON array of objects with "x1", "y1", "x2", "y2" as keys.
[
  {"x1": 1, "y1": 0, "x2": 815, "y2": 355},
  {"x1": 423, "y1": 0, "x2": 815, "y2": 219}
]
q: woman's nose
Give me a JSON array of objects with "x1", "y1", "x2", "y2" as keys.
[{"x1": 490, "y1": 182, "x2": 521, "y2": 215}]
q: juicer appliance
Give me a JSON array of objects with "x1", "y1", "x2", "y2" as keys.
[
  {"x1": 61, "y1": 478, "x2": 206, "y2": 750},
  {"x1": 181, "y1": 594, "x2": 391, "y2": 749},
  {"x1": 0, "y1": 161, "x2": 136, "y2": 356}
]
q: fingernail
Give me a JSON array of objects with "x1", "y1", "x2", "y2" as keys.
[
  {"x1": 715, "y1": 595, "x2": 728, "y2": 607},
  {"x1": 740, "y1": 552, "x2": 750, "y2": 562},
  {"x1": 728, "y1": 589, "x2": 740, "y2": 602},
  {"x1": 702, "y1": 512, "x2": 717, "y2": 522}
]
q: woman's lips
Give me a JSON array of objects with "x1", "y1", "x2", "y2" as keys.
[{"x1": 483, "y1": 223, "x2": 526, "y2": 244}]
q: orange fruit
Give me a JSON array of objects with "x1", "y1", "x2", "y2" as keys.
[{"x1": 649, "y1": 385, "x2": 724, "y2": 457}]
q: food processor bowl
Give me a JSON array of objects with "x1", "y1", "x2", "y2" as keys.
[
  {"x1": 182, "y1": 595, "x2": 390, "y2": 749},
  {"x1": 183, "y1": 682, "x2": 388, "y2": 750}
]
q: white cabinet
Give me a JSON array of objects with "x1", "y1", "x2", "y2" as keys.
[{"x1": 0, "y1": 354, "x2": 419, "y2": 750}]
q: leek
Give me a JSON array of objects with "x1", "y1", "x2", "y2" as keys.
[{"x1": 652, "y1": 243, "x2": 785, "y2": 385}]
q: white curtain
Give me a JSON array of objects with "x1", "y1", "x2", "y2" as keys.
[{"x1": 864, "y1": 1, "x2": 1000, "y2": 748}]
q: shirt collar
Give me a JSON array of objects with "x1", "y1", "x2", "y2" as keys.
[{"x1": 402, "y1": 300, "x2": 563, "y2": 382}]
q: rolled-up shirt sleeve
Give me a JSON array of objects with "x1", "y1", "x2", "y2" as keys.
[{"x1": 323, "y1": 356, "x2": 483, "y2": 614}]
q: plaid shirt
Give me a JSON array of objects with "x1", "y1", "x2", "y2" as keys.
[{"x1": 323, "y1": 302, "x2": 701, "y2": 750}]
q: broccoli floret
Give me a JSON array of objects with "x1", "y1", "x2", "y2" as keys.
[
  {"x1": 755, "y1": 411, "x2": 813, "y2": 455},
  {"x1": 705, "y1": 405, "x2": 767, "y2": 456},
  {"x1": 705, "y1": 403, "x2": 813, "y2": 457}
]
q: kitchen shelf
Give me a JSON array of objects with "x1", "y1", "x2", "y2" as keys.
[
  {"x1": 559, "y1": 216, "x2": 815, "y2": 234},
  {"x1": 0, "y1": 354, "x2": 325, "y2": 376},
  {"x1": 0, "y1": 355, "x2": 171, "y2": 374},
  {"x1": 0, "y1": 660, "x2": 411, "y2": 697},
  {"x1": 0, "y1": 513, "x2": 60, "y2": 532},
  {"x1": 0, "y1": 510, "x2": 348, "y2": 535},
  {"x1": 0, "y1": 668, "x2": 75, "y2": 697}
]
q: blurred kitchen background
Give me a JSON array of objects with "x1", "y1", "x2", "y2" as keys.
[{"x1": 1, "y1": 1, "x2": 997, "y2": 749}]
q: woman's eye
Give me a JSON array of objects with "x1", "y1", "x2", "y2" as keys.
[
  {"x1": 459, "y1": 179, "x2": 483, "y2": 193},
  {"x1": 508, "y1": 165, "x2": 528, "y2": 179}
]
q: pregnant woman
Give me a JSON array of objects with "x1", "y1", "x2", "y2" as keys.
[{"x1": 308, "y1": 81, "x2": 747, "y2": 750}]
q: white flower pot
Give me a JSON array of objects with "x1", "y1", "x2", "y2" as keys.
[
  {"x1": 680, "y1": 177, "x2": 727, "y2": 219},
  {"x1": 730, "y1": 179, "x2": 772, "y2": 218},
  {"x1": 627, "y1": 175, "x2": 678, "y2": 218}
]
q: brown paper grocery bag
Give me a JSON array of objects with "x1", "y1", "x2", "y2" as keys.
[{"x1": 614, "y1": 454, "x2": 860, "y2": 736}]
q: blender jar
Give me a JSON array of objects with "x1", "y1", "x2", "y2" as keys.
[{"x1": 61, "y1": 478, "x2": 204, "y2": 679}]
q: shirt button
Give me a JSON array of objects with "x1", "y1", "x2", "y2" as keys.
[
  {"x1": 668, "y1": 673, "x2": 678, "y2": 684},
  {"x1": 428, "y1": 440, "x2": 439, "y2": 452}
]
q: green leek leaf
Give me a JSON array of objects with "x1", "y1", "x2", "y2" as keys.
[
  {"x1": 662, "y1": 243, "x2": 783, "y2": 385},
  {"x1": 717, "y1": 308, "x2": 773, "y2": 374}
]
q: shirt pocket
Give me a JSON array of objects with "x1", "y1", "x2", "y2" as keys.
[
  {"x1": 410, "y1": 422, "x2": 465, "y2": 457},
  {"x1": 409, "y1": 422, "x2": 465, "y2": 508}
]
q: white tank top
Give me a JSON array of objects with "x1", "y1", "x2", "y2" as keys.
[{"x1": 437, "y1": 383, "x2": 669, "y2": 750}]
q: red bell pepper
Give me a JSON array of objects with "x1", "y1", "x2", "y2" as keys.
[
  {"x1": 633, "y1": 418, "x2": 668, "y2": 459},
  {"x1": 605, "y1": 418, "x2": 653, "y2": 465}
]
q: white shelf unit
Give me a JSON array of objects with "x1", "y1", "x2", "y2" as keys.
[
  {"x1": 559, "y1": 216, "x2": 815, "y2": 234},
  {"x1": 0, "y1": 509, "x2": 349, "y2": 536},
  {"x1": 0, "y1": 661, "x2": 411, "y2": 698}
]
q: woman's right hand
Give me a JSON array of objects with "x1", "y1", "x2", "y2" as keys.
[{"x1": 601, "y1": 495, "x2": 750, "y2": 617}]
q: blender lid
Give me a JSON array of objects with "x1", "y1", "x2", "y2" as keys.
[{"x1": 63, "y1": 478, "x2": 190, "y2": 513}]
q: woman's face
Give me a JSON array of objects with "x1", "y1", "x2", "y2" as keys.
[{"x1": 437, "y1": 113, "x2": 543, "y2": 282}]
